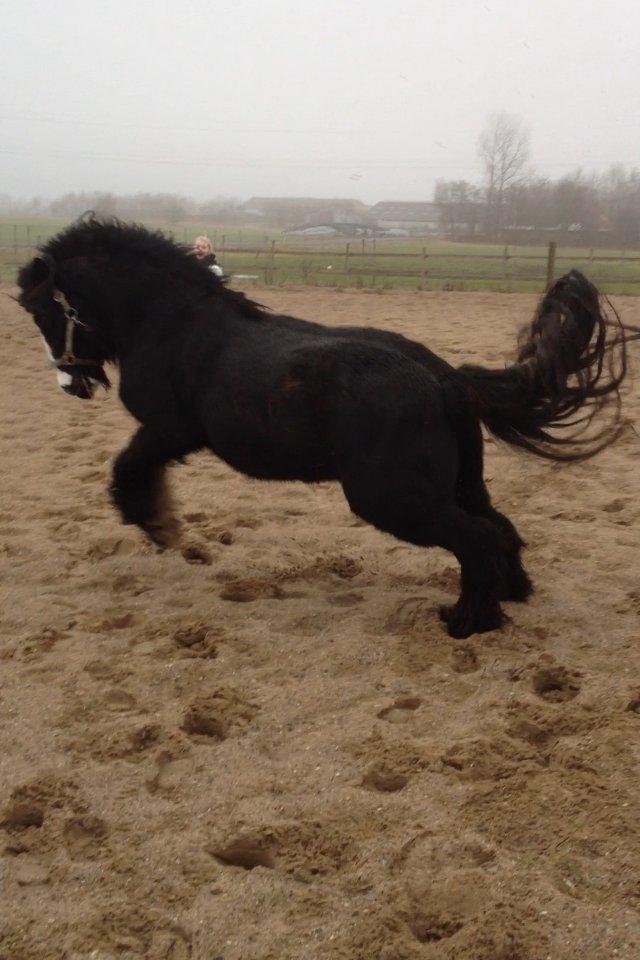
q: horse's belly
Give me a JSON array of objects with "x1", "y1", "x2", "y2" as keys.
[{"x1": 209, "y1": 435, "x2": 337, "y2": 484}]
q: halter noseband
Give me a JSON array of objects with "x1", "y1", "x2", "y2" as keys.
[{"x1": 50, "y1": 288, "x2": 102, "y2": 369}]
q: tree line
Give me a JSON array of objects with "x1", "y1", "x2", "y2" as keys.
[
  {"x1": 0, "y1": 192, "x2": 245, "y2": 224},
  {"x1": 1, "y1": 111, "x2": 638, "y2": 245},
  {"x1": 437, "y1": 112, "x2": 640, "y2": 243}
]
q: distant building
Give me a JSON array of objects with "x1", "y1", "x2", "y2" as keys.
[
  {"x1": 284, "y1": 222, "x2": 375, "y2": 238},
  {"x1": 243, "y1": 197, "x2": 370, "y2": 229},
  {"x1": 369, "y1": 202, "x2": 441, "y2": 236}
]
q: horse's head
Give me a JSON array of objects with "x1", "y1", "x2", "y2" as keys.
[{"x1": 18, "y1": 254, "x2": 111, "y2": 400}]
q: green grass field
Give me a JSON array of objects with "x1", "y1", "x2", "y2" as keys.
[{"x1": 2, "y1": 217, "x2": 639, "y2": 294}]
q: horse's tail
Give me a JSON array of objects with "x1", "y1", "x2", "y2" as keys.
[{"x1": 456, "y1": 270, "x2": 632, "y2": 460}]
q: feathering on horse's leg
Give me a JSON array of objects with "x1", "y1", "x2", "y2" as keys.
[
  {"x1": 452, "y1": 416, "x2": 532, "y2": 603},
  {"x1": 341, "y1": 463, "x2": 507, "y2": 639},
  {"x1": 436, "y1": 509, "x2": 508, "y2": 638},
  {"x1": 110, "y1": 426, "x2": 198, "y2": 549}
]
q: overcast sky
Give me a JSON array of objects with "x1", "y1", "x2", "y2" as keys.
[{"x1": 1, "y1": 0, "x2": 638, "y2": 203}]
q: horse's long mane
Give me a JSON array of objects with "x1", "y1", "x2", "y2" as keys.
[{"x1": 42, "y1": 214, "x2": 268, "y2": 320}]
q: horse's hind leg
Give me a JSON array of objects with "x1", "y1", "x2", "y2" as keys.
[
  {"x1": 431, "y1": 506, "x2": 509, "y2": 638},
  {"x1": 110, "y1": 426, "x2": 199, "y2": 548},
  {"x1": 342, "y1": 467, "x2": 507, "y2": 639},
  {"x1": 461, "y1": 482, "x2": 532, "y2": 602},
  {"x1": 454, "y1": 417, "x2": 532, "y2": 602}
]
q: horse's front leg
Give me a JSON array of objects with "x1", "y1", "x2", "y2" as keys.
[{"x1": 110, "y1": 426, "x2": 196, "y2": 548}]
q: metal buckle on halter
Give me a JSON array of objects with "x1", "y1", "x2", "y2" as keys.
[
  {"x1": 51, "y1": 288, "x2": 97, "y2": 368},
  {"x1": 53, "y1": 289, "x2": 80, "y2": 322}
]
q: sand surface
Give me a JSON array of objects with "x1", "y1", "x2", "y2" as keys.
[{"x1": 1, "y1": 285, "x2": 640, "y2": 960}]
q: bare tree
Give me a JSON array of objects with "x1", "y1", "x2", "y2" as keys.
[
  {"x1": 198, "y1": 195, "x2": 244, "y2": 223},
  {"x1": 478, "y1": 112, "x2": 530, "y2": 236},
  {"x1": 50, "y1": 191, "x2": 119, "y2": 218},
  {"x1": 434, "y1": 179, "x2": 483, "y2": 239},
  {"x1": 553, "y1": 171, "x2": 600, "y2": 232},
  {"x1": 600, "y1": 165, "x2": 640, "y2": 243}
]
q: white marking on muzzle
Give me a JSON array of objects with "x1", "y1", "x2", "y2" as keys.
[
  {"x1": 41, "y1": 334, "x2": 73, "y2": 389},
  {"x1": 41, "y1": 335, "x2": 55, "y2": 363}
]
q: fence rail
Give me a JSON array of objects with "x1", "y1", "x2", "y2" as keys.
[
  {"x1": 3, "y1": 237, "x2": 640, "y2": 292},
  {"x1": 212, "y1": 239, "x2": 640, "y2": 290}
]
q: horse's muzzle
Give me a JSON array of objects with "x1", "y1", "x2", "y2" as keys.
[
  {"x1": 62, "y1": 376, "x2": 97, "y2": 400},
  {"x1": 57, "y1": 363, "x2": 109, "y2": 400}
]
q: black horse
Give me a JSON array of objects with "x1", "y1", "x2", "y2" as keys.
[{"x1": 17, "y1": 217, "x2": 631, "y2": 638}]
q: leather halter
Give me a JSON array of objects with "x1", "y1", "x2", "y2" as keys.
[{"x1": 50, "y1": 289, "x2": 102, "y2": 369}]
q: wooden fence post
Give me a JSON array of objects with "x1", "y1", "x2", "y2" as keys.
[
  {"x1": 503, "y1": 245, "x2": 509, "y2": 290},
  {"x1": 421, "y1": 247, "x2": 428, "y2": 290},
  {"x1": 546, "y1": 241, "x2": 557, "y2": 290},
  {"x1": 344, "y1": 242, "x2": 351, "y2": 285},
  {"x1": 269, "y1": 239, "x2": 276, "y2": 285}
]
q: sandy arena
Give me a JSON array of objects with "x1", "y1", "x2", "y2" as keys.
[{"x1": 1, "y1": 285, "x2": 639, "y2": 960}]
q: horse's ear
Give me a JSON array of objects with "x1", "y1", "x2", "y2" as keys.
[
  {"x1": 17, "y1": 254, "x2": 55, "y2": 300},
  {"x1": 76, "y1": 209, "x2": 97, "y2": 226}
]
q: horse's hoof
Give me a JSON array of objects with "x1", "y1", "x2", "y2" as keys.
[
  {"x1": 446, "y1": 615, "x2": 475, "y2": 640},
  {"x1": 439, "y1": 603, "x2": 454, "y2": 625},
  {"x1": 440, "y1": 603, "x2": 474, "y2": 638},
  {"x1": 142, "y1": 517, "x2": 181, "y2": 550},
  {"x1": 441, "y1": 602, "x2": 504, "y2": 639}
]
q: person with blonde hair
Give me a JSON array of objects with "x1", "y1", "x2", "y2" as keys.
[{"x1": 193, "y1": 235, "x2": 223, "y2": 276}]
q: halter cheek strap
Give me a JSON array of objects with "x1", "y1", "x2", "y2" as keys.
[{"x1": 51, "y1": 289, "x2": 102, "y2": 368}]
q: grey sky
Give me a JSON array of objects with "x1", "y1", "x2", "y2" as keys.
[{"x1": 1, "y1": 0, "x2": 638, "y2": 203}]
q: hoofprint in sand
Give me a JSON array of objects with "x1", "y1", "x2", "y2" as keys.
[{"x1": 1, "y1": 285, "x2": 639, "y2": 960}]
